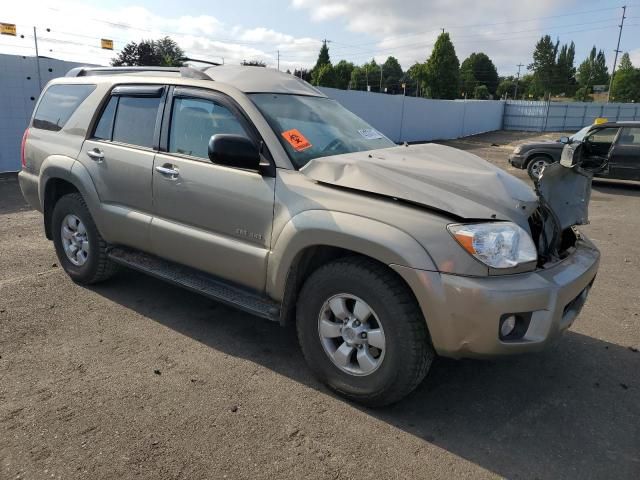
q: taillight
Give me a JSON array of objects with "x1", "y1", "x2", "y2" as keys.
[{"x1": 20, "y1": 128, "x2": 29, "y2": 169}]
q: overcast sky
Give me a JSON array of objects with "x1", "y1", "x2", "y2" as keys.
[{"x1": 1, "y1": 0, "x2": 638, "y2": 77}]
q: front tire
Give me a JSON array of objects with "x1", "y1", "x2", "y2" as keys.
[
  {"x1": 527, "y1": 156, "x2": 551, "y2": 181},
  {"x1": 52, "y1": 193, "x2": 118, "y2": 284},
  {"x1": 296, "y1": 257, "x2": 434, "y2": 407}
]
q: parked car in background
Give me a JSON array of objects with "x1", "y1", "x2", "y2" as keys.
[
  {"x1": 19, "y1": 66, "x2": 600, "y2": 406},
  {"x1": 509, "y1": 121, "x2": 640, "y2": 181}
]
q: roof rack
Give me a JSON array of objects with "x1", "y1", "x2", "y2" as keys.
[{"x1": 65, "y1": 66, "x2": 212, "y2": 80}]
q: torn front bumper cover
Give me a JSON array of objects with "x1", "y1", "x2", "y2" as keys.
[{"x1": 537, "y1": 142, "x2": 593, "y2": 231}]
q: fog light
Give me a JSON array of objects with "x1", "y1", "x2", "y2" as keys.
[{"x1": 500, "y1": 315, "x2": 517, "y2": 338}]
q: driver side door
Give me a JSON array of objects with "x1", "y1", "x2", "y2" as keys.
[
  {"x1": 583, "y1": 126, "x2": 620, "y2": 172},
  {"x1": 151, "y1": 87, "x2": 276, "y2": 292}
]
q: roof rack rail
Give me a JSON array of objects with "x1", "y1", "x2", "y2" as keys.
[{"x1": 65, "y1": 66, "x2": 212, "y2": 80}]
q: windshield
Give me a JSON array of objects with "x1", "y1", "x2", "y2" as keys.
[
  {"x1": 250, "y1": 94, "x2": 396, "y2": 168},
  {"x1": 570, "y1": 126, "x2": 592, "y2": 142}
]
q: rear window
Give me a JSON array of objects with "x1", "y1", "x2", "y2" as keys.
[{"x1": 32, "y1": 84, "x2": 95, "y2": 131}]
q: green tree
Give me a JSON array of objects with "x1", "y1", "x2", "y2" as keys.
[
  {"x1": 424, "y1": 32, "x2": 460, "y2": 99},
  {"x1": 574, "y1": 86, "x2": 593, "y2": 102},
  {"x1": 311, "y1": 63, "x2": 336, "y2": 87},
  {"x1": 528, "y1": 35, "x2": 559, "y2": 98},
  {"x1": 155, "y1": 37, "x2": 187, "y2": 66},
  {"x1": 497, "y1": 78, "x2": 516, "y2": 99},
  {"x1": 353, "y1": 59, "x2": 382, "y2": 92},
  {"x1": 610, "y1": 53, "x2": 640, "y2": 102},
  {"x1": 555, "y1": 42, "x2": 576, "y2": 96},
  {"x1": 460, "y1": 52, "x2": 499, "y2": 96},
  {"x1": 313, "y1": 42, "x2": 331, "y2": 71},
  {"x1": 577, "y1": 47, "x2": 609, "y2": 89},
  {"x1": 293, "y1": 68, "x2": 312, "y2": 82},
  {"x1": 310, "y1": 42, "x2": 335, "y2": 87},
  {"x1": 241, "y1": 60, "x2": 266, "y2": 67},
  {"x1": 382, "y1": 56, "x2": 403, "y2": 93},
  {"x1": 473, "y1": 85, "x2": 490, "y2": 99},
  {"x1": 112, "y1": 37, "x2": 185, "y2": 67},
  {"x1": 333, "y1": 60, "x2": 354, "y2": 89},
  {"x1": 406, "y1": 62, "x2": 426, "y2": 96}
]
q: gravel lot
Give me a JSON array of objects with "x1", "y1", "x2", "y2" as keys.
[{"x1": 1, "y1": 131, "x2": 639, "y2": 480}]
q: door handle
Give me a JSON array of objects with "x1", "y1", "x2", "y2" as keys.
[
  {"x1": 155, "y1": 165, "x2": 179, "y2": 176},
  {"x1": 86, "y1": 148, "x2": 104, "y2": 162}
]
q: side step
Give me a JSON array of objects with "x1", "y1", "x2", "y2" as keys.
[{"x1": 107, "y1": 247, "x2": 280, "y2": 322}]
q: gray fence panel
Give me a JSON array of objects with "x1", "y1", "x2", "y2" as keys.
[
  {"x1": 320, "y1": 87, "x2": 404, "y2": 142},
  {"x1": 0, "y1": 54, "x2": 92, "y2": 173},
  {"x1": 320, "y1": 87, "x2": 505, "y2": 143},
  {"x1": 504, "y1": 100, "x2": 640, "y2": 132}
]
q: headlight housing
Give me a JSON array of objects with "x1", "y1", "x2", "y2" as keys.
[
  {"x1": 447, "y1": 222, "x2": 537, "y2": 269},
  {"x1": 513, "y1": 145, "x2": 523, "y2": 154}
]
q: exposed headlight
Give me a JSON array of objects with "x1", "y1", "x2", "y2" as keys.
[
  {"x1": 513, "y1": 145, "x2": 523, "y2": 154},
  {"x1": 447, "y1": 222, "x2": 537, "y2": 269}
]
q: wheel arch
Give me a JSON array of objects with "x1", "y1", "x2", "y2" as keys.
[
  {"x1": 268, "y1": 211, "x2": 437, "y2": 326},
  {"x1": 524, "y1": 151, "x2": 555, "y2": 167},
  {"x1": 40, "y1": 156, "x2": 103, "y2": 240}
]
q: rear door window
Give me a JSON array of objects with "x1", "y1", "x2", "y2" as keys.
[
  {"x1": 112, "y1": 96, "x2": 162, "y2": 148},
  {"x1": 32, "y1": 84, "x2": 95, "y2": 131},
  {"x1": 618, "y1": 127, "x2": 640, "y2": 145}
]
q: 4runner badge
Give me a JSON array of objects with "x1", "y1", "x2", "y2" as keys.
[{"x1": 236, "y1": 228, "x2": 263, "y2": 241}]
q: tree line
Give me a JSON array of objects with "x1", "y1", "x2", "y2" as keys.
[{"x1": 111, "y1": 35, "x2": 640, "y2": 103}]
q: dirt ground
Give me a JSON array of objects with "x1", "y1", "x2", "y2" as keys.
[{"x1": 1, "y1": 131, "x2": 639, "y2": 480}]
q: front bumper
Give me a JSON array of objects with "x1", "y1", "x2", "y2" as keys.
[
  {"x1": 392, "y1": 236, "x2": 600, "y2": 359},
  {"x1": 508, "y1": 153, "x2": 526, "y2": 169}
]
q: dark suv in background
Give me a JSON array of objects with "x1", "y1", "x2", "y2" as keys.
[{"x1": 509, "y1": 122, "x2": 640, "y2": 181}]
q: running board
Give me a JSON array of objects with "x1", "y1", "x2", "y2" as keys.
[{"x1": 107, "y1": 247, "x2": 280, "y2": 321}]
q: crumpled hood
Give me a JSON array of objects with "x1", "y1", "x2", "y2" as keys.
[{"x1": 301, "y1": 143, "x2": 539, "y2": 227}]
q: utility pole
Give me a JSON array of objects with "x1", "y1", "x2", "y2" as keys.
[
  {"x1": 33, "y1": 26, "x2": 43, "y2": 91},
  {"x1": 608, "y1": 5, "x2": 627, "y2": 102},
  {"x1": 379, "y1": 63, "x2": 383, "y2": 92},
  {"x1": 365, "y1": 65, "x2": 369, "y2": 92},
  {"x1": 277, "y1": 50, "x2": 280, "y2": 71},
  {"x1": 514, "y1": 63, "x2": 524, "y2": 100}
]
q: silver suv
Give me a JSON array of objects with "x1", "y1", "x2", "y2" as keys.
[{"x1": 19, "y1": 66, "x2": 600, "y2": 406}]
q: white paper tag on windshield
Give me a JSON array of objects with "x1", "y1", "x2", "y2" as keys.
[{"x1": 358, "y1": 128, "x2": 383, "y2": 140}]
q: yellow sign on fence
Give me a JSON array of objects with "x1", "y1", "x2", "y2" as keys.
[
  {"x1": 101, "y1": 38, "x2": 114, "y2": 50},
  {"x1": 0, "y1": 23, "x2": 17, "y2": 36}
]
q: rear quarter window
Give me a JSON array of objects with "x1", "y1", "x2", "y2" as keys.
[{"x1": 32, "y1": 84, "x2": 96, "y2": 131}]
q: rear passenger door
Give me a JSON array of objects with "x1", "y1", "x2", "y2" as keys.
[
  {"x1": 79, "y1": 85, "x2": 165, "y2": 250},
  {"x1": 151, "y1": 87, "x2": 275, "y2": 292},
  {"x1": 609, "y1": 127, "x2": 640, "y2": 181}
]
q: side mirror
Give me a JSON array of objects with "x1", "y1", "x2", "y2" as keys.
[
  {"x1": 559, "y1": 136, "x2": 569, "y2": 144},
  {"x1": 208, "y1": 134, "x2": 260, "y2": 171}
]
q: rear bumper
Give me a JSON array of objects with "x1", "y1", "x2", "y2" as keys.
[
  {"x1": 508, "y1": 153, "x2": 526, "y2": 169},
  {"x1": 18, "y1": 170, "x2": 41, "y2": 212},
  {"x1": 392, "y1": 235, "x2": 600, "y2": 359}
]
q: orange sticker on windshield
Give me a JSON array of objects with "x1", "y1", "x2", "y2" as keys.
[{"x1": 282, "y1": 129, "x2": 312, "y2": 152}]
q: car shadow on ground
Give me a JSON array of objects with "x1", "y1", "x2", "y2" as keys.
[
  {"x1": 91, "y1": 270, "x2": 640, "y2": 480},
  {"x1": 592, "y1": 179, "x2": 640, "y2": 197}
]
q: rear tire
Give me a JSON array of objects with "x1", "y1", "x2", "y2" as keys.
[
  {"x1": 296, "y1": 257, "x2": 434, "y2": 407},
  {"x1": 52, "y1": 193, "x2": 118, "y2": 284},
  {"x1": 527, "y1": 156, "x2": 551, "y2": 181}
]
